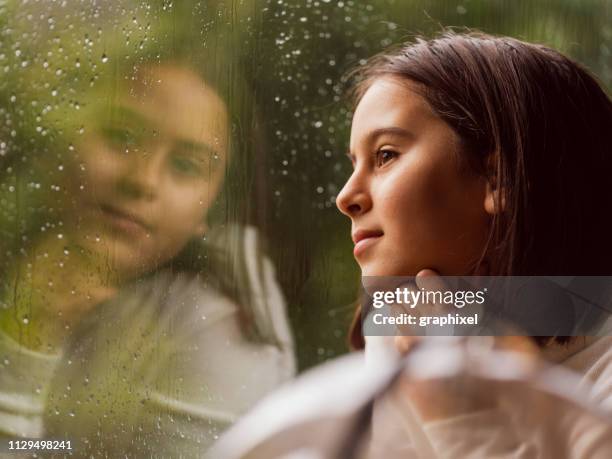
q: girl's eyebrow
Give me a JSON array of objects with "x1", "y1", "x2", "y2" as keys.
[
  {"x1": 109, "y1": 105, "x2": 222, "y2": 158},
  {"x1": 110, "y1": 105, "x2": 151, "y2": 128},
  {"x1": 366, "y1": 126, "x2": 414, "y2": 142},
  {"x1": 175, "y1": 138, "x2": 217, "y2": 156}
]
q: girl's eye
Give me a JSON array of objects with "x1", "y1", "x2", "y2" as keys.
[
  {"x1": 170, "y1": 155, "x2": 203, "y2": 176},
  {"x1": 375, "y1": 149, "x2": 398, "y2": 167},
  {"x1": 101, "y1": 126, "x2": 139, "y2": 152}
]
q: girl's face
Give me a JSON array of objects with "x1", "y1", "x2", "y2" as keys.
[
  {"x1": 336, "y1": 77, "x2": 491, "y2": 277},
  {"x1": 66, "y1": 64, "x2": 228, "y2": 279}
]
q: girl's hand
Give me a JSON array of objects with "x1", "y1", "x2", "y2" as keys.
[
  {"x1": 392, "y1": 268, "x2": 539, "y2": 422},
  {"x1": 392, "y1": 268, "x2": 440, "y2": 353}
]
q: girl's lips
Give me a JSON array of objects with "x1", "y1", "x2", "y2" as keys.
[
  {"x1": 353, "y1": 234, "x2": 382, "y2": 257},
  {"x1": 99, "y1": 205, "x2": 150, "y2": 237}
]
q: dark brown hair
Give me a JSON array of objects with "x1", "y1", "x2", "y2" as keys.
[{"x1": 347, "y1": 31, "x2": 612, "y2": 349}]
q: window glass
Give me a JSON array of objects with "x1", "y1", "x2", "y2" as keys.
[{"x1": 0, "y1": 0, "x2": 609, "y2": 455}]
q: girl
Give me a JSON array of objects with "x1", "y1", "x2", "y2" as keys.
[{"x1": 336, "y1": 31, "x2": 612, "y2": 457}]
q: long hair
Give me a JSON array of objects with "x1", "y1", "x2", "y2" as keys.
[{"x1": 347, "y1": 31, "x2": 612, "y2": 348}]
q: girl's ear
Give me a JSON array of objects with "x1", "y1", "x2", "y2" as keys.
[{"x1": 484, "y1": 179, "x2": 505, "y2": 215}]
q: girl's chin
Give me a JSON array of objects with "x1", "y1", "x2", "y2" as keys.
[
  {"x1": 74, "y1": 235, "x2": 149, "y2": 274},
  {"x1": 359, "y1": 264, "x2": 420, "y2": 278}
]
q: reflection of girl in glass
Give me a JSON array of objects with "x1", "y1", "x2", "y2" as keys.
[
  {"x1": 0, "y1": 4, "x2": 294, "y2": 456},
  {"x1": 336, "y1": 32, "x2": 612, "y2": 456}
]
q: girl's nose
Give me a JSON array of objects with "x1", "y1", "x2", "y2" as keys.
[
  {"x1": 336, "y1": 171, "x2": 372, "y2": 218},
  {"x1": 118, "y1": 146, "x2": 167, "y2": 200}
]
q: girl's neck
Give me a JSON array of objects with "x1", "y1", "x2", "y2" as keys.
[{"x1": 0, "y1": 233, "x2": 119, "y2": 353}]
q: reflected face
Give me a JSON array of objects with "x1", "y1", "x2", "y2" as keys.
[
  {"x1": 67, "y1": 64, "x2": 228, "y2": 279},
  {"x1": 336, "y1": 78, "x2": 489, "y2": 277}
]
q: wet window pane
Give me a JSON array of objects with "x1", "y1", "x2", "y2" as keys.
[{"x1": 0, "y1": 0, "x2": 610, "y2": 456}]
